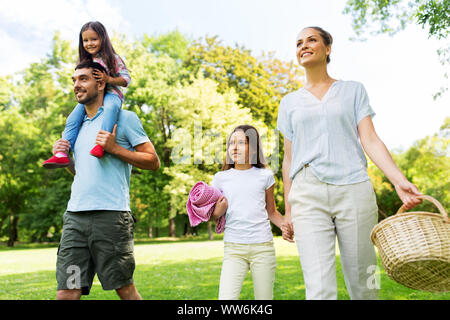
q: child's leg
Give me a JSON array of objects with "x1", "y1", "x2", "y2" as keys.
[
  {"x1": 90, "y1": 93, "x2": 122, "y2": 158},
  {"x1": 218, "y1": 243, "x2": 250, "y2": 300},
  {"x1": 101, "y1": 93, "x2": 122, "y2": 132},
  {"x1": 43, "y1": 103, "x2": 85, "y2": 168},
  {"x1": 62, "y1": 103, "x2": 86, "y2": 151},
  {"x1": 249, "y1": 242, "x2": 276, "y2": 300}
]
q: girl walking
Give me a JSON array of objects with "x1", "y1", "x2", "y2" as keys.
[
  {"x1": 43, "y1": 21, "x2": 131, "y2": 168},
  {"x1": 277, "y1": 26, "x2": 422, "y2": 300},
  {"x1": 211, "y1": 124, "x2": 293, "y2": 300}
]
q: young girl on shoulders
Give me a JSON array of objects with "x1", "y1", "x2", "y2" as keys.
[
  {"x1": 211, "y1": 124, "x2": 294, "y2": 300},
  {"x1": 43, "y1": 21, "x2": 131, "y2": 168}
]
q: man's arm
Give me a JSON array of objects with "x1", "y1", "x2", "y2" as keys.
[{"x1": 96, "y1": 125, "x2": 160, "y2": 171}]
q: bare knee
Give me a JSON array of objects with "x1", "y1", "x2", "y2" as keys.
[
  {"x1": 116, "y1": 284, "x2": 142, "y2": 300},
  {"x1": 56, "y1": 289, "x2": 82, "y2": 300}
]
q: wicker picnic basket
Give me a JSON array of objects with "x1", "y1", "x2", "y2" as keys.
[{"x1": 370, "y1": 195, "x2": 450, "y2": 292}]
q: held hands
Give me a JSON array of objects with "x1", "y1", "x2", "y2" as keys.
[
  {"x1": 395, "y1": 180, "x2": 423, "y2": 211},
  {"x1": 96, "y1": 124, "x2": 118, "y2": 154},
  {"x1": 281, "y1": 220, "x2": 295, "y2": 243},
  {"x1": 92, "y1": 69, "x2": 109, "y2": 83}
]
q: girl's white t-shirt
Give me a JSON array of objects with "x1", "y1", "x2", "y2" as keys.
[{"x1": 211, "y1": 166, "x2": 276, "y2": 244}]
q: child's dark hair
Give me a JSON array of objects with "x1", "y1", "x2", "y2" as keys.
[
  {"x1": 222, "y1": 124, "x2": 267, "y2": 171},
  {"x1": 78, "y1": 21, "x2": 127, "y2": 76}
]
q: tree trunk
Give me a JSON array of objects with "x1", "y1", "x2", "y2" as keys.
[
  {"x1": 184, "y1": 222, "x2": 191, "y2": 236},
  {"x1": 7, "y1": 214, "x2": 19, "y2": 247},
  {"x1": 207, "y1": 221, "x2": 213, "y2": 240},
  {"x1": 148, "y1": 226, "x2": 153, "y2": 238},
  {"x1": 168, "y1": 217, "x2": 176, "y2": 237},
  {"x1": 155, "y1": 227, "x2": 159, "y2": 238}
]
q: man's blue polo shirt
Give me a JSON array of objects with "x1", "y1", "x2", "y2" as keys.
[{"x1": 67, "y1": 107, "x2": 150, "y2": 212}]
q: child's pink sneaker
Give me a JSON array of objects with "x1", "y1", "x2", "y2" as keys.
[
  {"x1": 42, "y1": 152, "x2": 70, "y2": 169},
  {"x1": 90, "y1": 145, "x2": 104, "y2": 158}
]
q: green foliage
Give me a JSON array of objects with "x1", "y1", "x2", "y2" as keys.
[
  {"x1": 184, "y1": 36, "x2": 304, "y2": 127},
  {"x1": 0, "y1": 29, "x2": 447, "y2": 245},
  {"x1": 343, "y1": 0, "x2": 449, "y2": 39},
  {"x1": 369, "y1": 117, "x2": 449, "y2": 218},
  {"x1": 343, "y1": 0, "x2": 449, "y2": 98}
]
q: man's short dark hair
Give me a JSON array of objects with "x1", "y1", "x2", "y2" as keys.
[{"x1": 75, "y1": 60, "x2": 108, "y2": 75}]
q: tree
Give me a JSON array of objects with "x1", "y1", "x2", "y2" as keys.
[
  {"x1": 184, "y1": 36, "x2": 304, "y2": 127},
  {"x1": 343, "y1": 0, "x2": 450, "y2": 98},
  {"x1": 369, "y1": 117, "x2": 449, "y2": 220}
]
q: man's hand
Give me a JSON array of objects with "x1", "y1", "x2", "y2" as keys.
[
  {"x1": 96, "y1": 124, "x2": 118, "y2": 154},
  {"x1": 53, "y1": 138, "x2": 70, "y2": 155}
]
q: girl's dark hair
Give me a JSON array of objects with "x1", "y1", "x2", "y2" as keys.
[
  {"x1": 78, "y1": 21, "x2": 127, "y2": 76},
  {"x1": 222, "y1": 125, "x2": 267, "y2": 171},
  {"x1": 303, "y1": 26, "x2": 333, "y2": 63}
]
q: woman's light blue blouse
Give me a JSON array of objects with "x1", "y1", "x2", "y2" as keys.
[{"x1": 277, "y1": 80, "x2": 376, "y2": 185}]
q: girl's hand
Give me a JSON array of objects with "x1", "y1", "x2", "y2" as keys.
[
  {"x1": 92, "y1": 69, "x2": 110, "y2": 83},
  {"x1": 395, "y1": 180, "x2": 422, "y2": 211},
  {"x1": 215, "y1": 196, "x2": 228, "y2": 217}
]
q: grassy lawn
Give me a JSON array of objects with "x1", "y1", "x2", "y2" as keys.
[{"x1": 0, "y1": 237, "x2": 448, "y2": 300}]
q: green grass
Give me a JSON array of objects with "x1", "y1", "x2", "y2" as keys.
[{"x1": 0, "y1": 237, "x2": 448, "y2": 300}]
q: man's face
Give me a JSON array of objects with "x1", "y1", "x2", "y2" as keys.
[{"x1": 72, "y1": 68, "x2": 100, "y2": 105}]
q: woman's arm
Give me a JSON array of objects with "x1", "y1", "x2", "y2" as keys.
[
  {"x1": 358, "y1": 115, "x2": 422, "y2": 210},
  {"x1": 282, "y1": 137, "x2": 293, "y2": 222}
]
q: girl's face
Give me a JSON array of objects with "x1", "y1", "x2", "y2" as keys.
[
  {"x1": 296, "y1": 28, "x2": 330, "y2": 68},
  {"x1": 82, "y1": 28, "x2": 102, "y2": 55},
  {"x1": 228, "y1": 130, "x2": 250, "y2": 165}
]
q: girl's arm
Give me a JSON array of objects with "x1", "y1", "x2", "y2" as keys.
[
  {"x1": 92, "y1": 69, "x2": 128, "y2": 87},
  {"x1": 211, "y1": 196, "x2": 228, "y2": 222},
  {"x1": 266, "y1": 185, "x2": 294, "y2": 242},
  {"x1": 266, "y1": 185, "x2": 284, "y2": 228},
  {"x1": 358, "y1": 116, "x2": 422, "y2": 210}
]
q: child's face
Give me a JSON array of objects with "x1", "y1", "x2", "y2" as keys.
[
  {"x1": 228, "y1": 130, "x2": 250, "y2": 165},
  {"x1": 82, "y1": 28, "x2": 101, "y2": 55}
]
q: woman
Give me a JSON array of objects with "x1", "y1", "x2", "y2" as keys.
[{"x1": 277, "y1": 26, "x2": 422, "y2": 300}]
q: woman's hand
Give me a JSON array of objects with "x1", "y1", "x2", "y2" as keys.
[{"x1": 395, "y1": 180, "x2": 423, "y2": 211}]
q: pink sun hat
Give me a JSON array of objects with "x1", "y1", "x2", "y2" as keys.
[{"x1": 186, "y1": 181, "x2": 223, "y2": 227}]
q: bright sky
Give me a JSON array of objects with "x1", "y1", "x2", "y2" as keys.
[{"x1": 1, "y1": 0, "x2": 448, "y2": 151}]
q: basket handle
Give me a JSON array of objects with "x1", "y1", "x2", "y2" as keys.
[{"x1": 397, "y1": 195, "x2": 449, "y2": 222}]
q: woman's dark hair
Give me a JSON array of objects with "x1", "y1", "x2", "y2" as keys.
[
  {"x1": 303, "y1": 26, "x2": 333, "y2": 63},
  {"x1": 222, "y1": 124, "x2": 267, "y2": 171},
  {"x1": 78, "y1": 21, "x2": 127, "y2": 76}
]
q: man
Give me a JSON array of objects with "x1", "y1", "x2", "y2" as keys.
[{"x1": 53, "y1": 61, "x2": 160, "y2": 300}]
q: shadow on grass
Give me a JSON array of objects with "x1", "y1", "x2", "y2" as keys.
[{"x1": 0, "y1": 255, "x2": 449, "y2": 300}]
